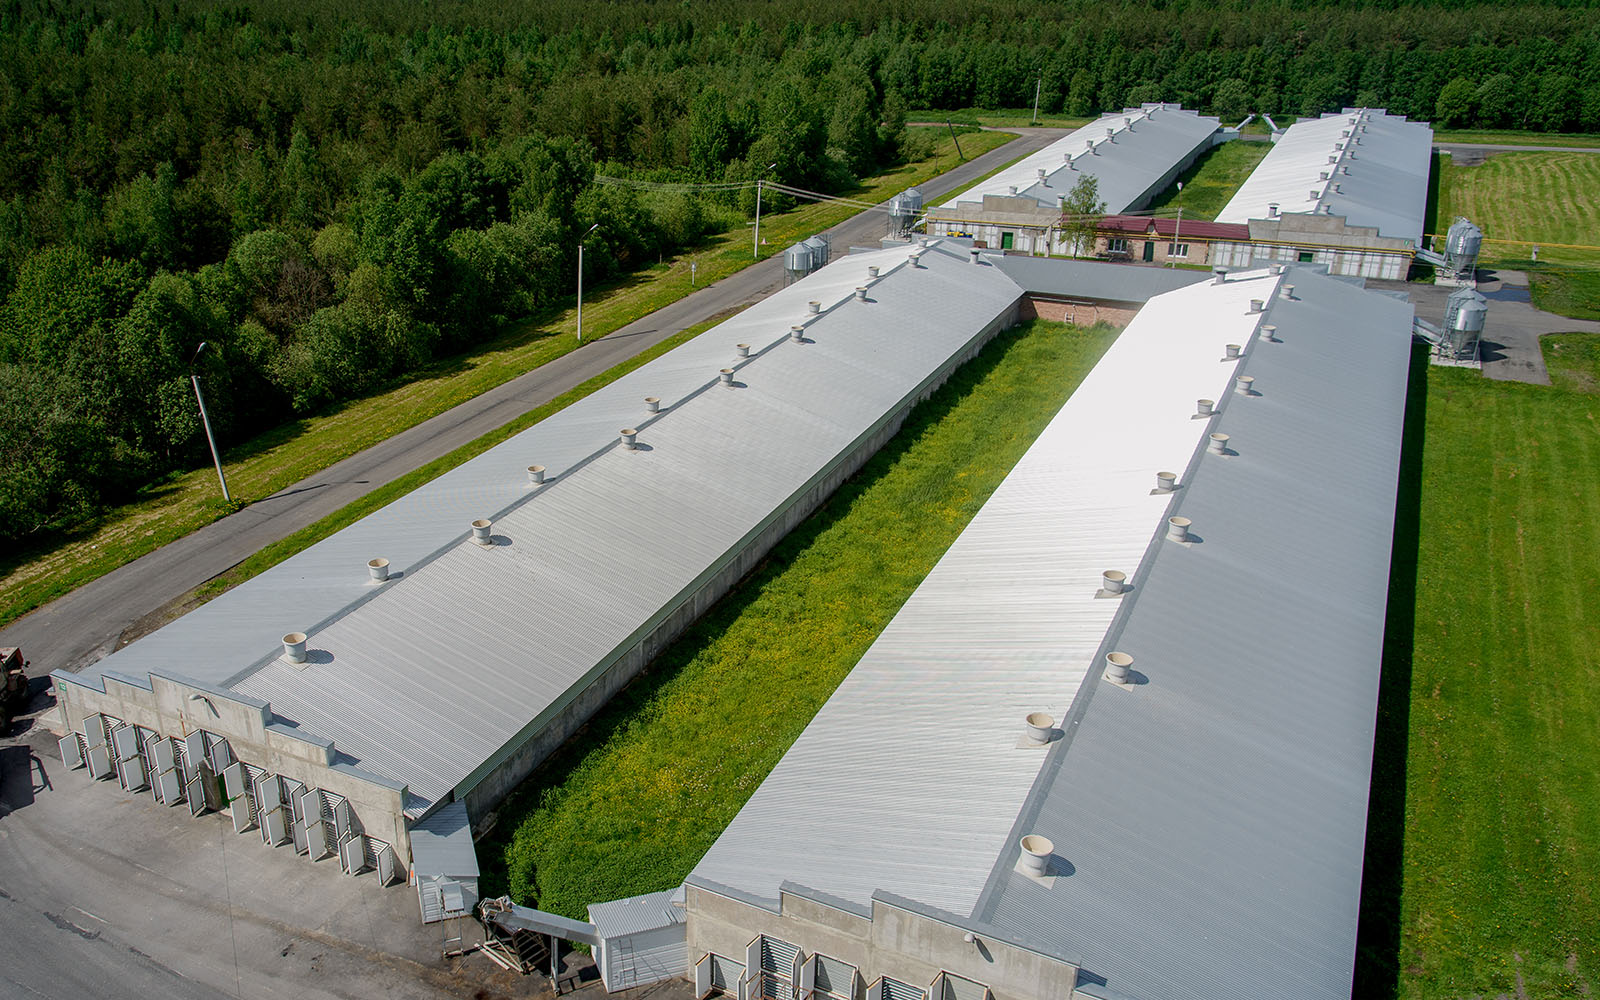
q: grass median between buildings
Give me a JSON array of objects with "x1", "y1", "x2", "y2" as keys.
[
  {"x1": 1144, "y1": 139, "x2": 1271, "y2": 221},
  {"x1": 0, "y1": 127, "x2": 1016, "y2": 631},
  {"x1": 1356, "y1": 336, "x2": 1600, "y2": 998},
  {"x1": 480, "y1": 318, "x2": 1120, "y2": 919}
]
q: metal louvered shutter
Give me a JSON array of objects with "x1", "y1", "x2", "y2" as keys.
[
  {"x1": 938, "y1": 973, "x2": 989, "y2": 1000},
  {"x1": 815, "y1": 956, "x2": 855, "y2": 998},
  {"x1": 759, "y1": 937, "x2": 798, "y2": 999},
  {"x1": 882, "y1": 978, "x2": 926, "y2": 1000},
  {"x1": 709, "y1": 956, "x2": 744, "y2": 994}
]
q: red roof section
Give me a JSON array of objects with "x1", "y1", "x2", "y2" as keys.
[{"x1": 1092, "y1": 214, "x2": 1249, "y2": 241}]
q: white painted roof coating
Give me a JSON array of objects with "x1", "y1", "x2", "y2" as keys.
[
  {"x1": 79, "y1": 238, "x2": 1026, "y2": 812},
  {"x1": 935, "y1": 104, "x2": 1220, "y2": 215},
  {"x1": 689, "y1": 268, "x2": 1283, "y2": 914},
  {"x1": 1215, "y1": 109, "x2": 1433, "y2": 243}
]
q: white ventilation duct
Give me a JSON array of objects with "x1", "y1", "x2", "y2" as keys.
[
  {"x1": 645, "y1": 396, "x2": 660, "y2": 413},
  {"x1": 367, "y1": 558, "x2": 389, "y2": 582},
  {"x1": 1281, "y1": 285, "x2": 1295, "y2": 300},
  {"x1": 1268, "y1": 203, "x2": 1279, "y2": 218},
  {"x1": 1225, "y1": 343, "x2": 1242, "y2": 359},
  {"x1": 471, "y1": 518, "x2": 494, "y2": 544},
  {"x1": 1320, "y1": 171, "x2": 1330, "y2": 181},
  {"x1": 1019, "y1": 834, "x2": 1054, "y2": 875},
  {"x1": 1009, "y1": 185, "x2": 1018, "y2": 196},
  {"x1": 282, "y1": 632, "x2": 308, "y2": 663},
  {"x1": 1197, "y1": 398, "x2": 1215, "y2": 417},
  {"x1": 1024, "y1": 713, "x2": 1055, "y2": 745},
  {"x1": 855, "y1": 287, "x2": 868, "y2": 301},
  {"x1": 808, "y1": 300, "x2": 821, "y2": 315},
  {"x1": 867, "y1": 265, "x2": 880, "y2": 279},
  {"x1": 1208, "y1": 432, "x2": 1230, "y2": 455},
  {"x1": 1212, "y1": 268, "x2": 1228, "y2": 285},
  {"x1": 1249, "y1": 299, "x2": 1264, "y2": 314},
  {"x1": 1104, "y1": 651, "x2": 1134, "y2": 683},
  {"x1": 1155, "y1": 470, "x2": 1177, "y2": 492},
  {"x1": 1167, "y1": 516, "x2": 1192, "y2": 542},
  {"x1": 919, "y1": 237, "x2": 930, "y2": 248},
  {"x1": 1036, "y1": 168, "x2": 1047, "y2": 182},
  {"x1": 970, "y1": 248, "x2": 981, "y2": 265},
  {"x1": 619, "y1": 429, "x2": 638, "y2": 450},
  {"x1": 1101, "y1": 569, "x2": 1128, "y2": 594},
  {"x1": 1260, "y1": 324, "x2": 1278, "y2": 342},
  {"x1": 719, "y1": 368, "x2": 734, "y2": 386},
  {"x1": 1309, "y1": 189, "x2": 1321, "y2": 200},
  {"x1": 527, "y1": 464, "x2": 546, "y2": 485},
  {"x1": 1105, "y1": 127, "x2": 1115, "y2": 140},
  {"x1": 1323, "y1": 204, "x2": 1334, "y2": 214},
  {"x1": 1327, "y1": 156, "x2": 1337, "y2": 164},
  {"x1": 1235, "y1": 374, "x2": 1256, "y2": 394},
  {"x1": 736, "y1": 343, "x2": 751, "y2": 358},
  {"x1": 790, "y1": 325, "x2": 805, "y2": 342}
]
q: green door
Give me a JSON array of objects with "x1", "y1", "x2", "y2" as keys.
[
  {"x1": 1143, "y1": 240, "x2": 1155, "y2": 262},
  {"x1": 1000, "y1": 231, "x2": 1014, "y2": 250}
]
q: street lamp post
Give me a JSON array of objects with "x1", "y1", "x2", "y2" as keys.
[
  {"x1": 190, "y1": 342, "x2": 231, "y2": 503},
  {"x1": 1171, "y1": 181, "x2": 1184, "y2": 268},
  {"x1": 752, "y1": 162, "x2": 777, "y2": 260},
  {"x1": 577, "y1": 223, "x2": 599, "y2": 344}
]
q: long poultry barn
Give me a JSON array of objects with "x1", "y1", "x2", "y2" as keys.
[
  {"x1": 48, "y1": 237, "x2": 1034, "y2": 914},
  {"x1": 677, "y1": 263, "x2": 1417, "y2": 1000}
]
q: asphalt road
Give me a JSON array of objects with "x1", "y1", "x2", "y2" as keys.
[{"x1": 0, "y1": 129, "x2": 1061, "y2": 678}]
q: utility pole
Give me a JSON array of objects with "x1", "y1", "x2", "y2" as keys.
[
  {"x1": 946, "y1": 120, "x2": 964, "y2": 160},
  {"x1": 577, "y1": 223, "x2": 599, "y2": 343},
  {"x1": 189, "y1": 342, "x2": 231, "y2": 503},
  {"x1": 1171, "y1": 181, "x2": 1183, "y2": 268},
  {"x1": 753, "y1": 162, "x2": 777, "y2": 260},
  {"x1": 1032, "y1": 76, "x2": 1042, "y2": 125}
]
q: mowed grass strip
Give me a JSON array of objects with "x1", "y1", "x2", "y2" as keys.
[
  {"x1": 1434, "y1": 151, "x2": 1600, "y2": 266},
  {"x1": 482, "y1": 318, "x2": 1120, "y2": 918},
  {"x1": 1393, "y1": 347, "x2": 1600, "y2": 999},
  {"x1": 0, "y1": 127, "x2": 1016, "y2": 630},
  {"x1": 1144, "y1": 139, "x2": 1272, "y2": 221}
]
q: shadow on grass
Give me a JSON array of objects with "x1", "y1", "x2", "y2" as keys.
[
  {"x1": 475, "y1": 320, "x2": 1043, "y2": 901},
  {"x1": 1352, "y1": 342, "x2": 1428, "y2": 999}
]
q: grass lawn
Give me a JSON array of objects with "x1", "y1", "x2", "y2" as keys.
[
  {"x1": 1435, "y1": 129, "x2": 1600, "y2": 149},
  {"x1": 0, "y1": 127, "x2": 1016, "y2": 631},
  {"x1": 1357, "y1": 337, "x2": 1600, "y2": 998},
  {"x1": 1143, "y1": 139, "x2": 1272, "y2": 221},
  {"x1": 907, "y1": 107, "x2": 1091, "y2": 129},
  {"x1": 1433, "y1": 151, "x2": 1600, "y2": 266},
  {"x1": 479, "y1": 318, "x2": 1119, "y2": 918}
]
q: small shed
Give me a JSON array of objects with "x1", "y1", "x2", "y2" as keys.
[
  {"x1": 408, "y1": 801, "x2": 480, "y2": 923},
  {"x1": 588, "y1": 888, "x2": 688, "y2": 992}
]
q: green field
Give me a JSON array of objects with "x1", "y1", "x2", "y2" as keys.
[
  {"x1": 1143, "y1": 140, "x2": 1271, "y2": 221},
  {"x1": 0, "y1": 127, "x2": 1015, "y2": 631},
  {"x1": 1359, "y1": 336, "x2": 1600, "y2": 999},
  {"x1": 480, "y1": 318, "x2": 1118, "y2": 918},
  {"x1": 1434, "y1": 151, "x2": 1600, "y2": 266},
  {"x1": 1435, "y1": 129, "x2": 1600, "y2": 149}
]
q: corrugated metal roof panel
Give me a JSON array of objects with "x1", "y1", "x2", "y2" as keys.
[
  {"x1": 1215, "y1": 109, "x2": 1432, "y2": 243},
  {"x1": 689, "y1": 268, "x2": 1292, "y2": 916},
  {"x1": 936, "y1": 105, "x2": 1221, "y2": 214},
  {"x1": 991, "y1": 256, "x2": 1210, "y2": 303},
  {"x1": 588, "y1": 889, "x2": 685, "y2": 938},
  {"x1": 408, "y1": 801, "x2": 479, "y2": 878},
  {"x1": 83, "y1": 239, "x2": 1025, "y2": 809},
  {"x1": 974, "y1": 265, "x2": 1414, "y2": 999}
]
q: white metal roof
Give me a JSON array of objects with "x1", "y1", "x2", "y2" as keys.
[
  {"x1": 935, "y1": 105, "x2": 1220, "y2": 215},
  {"x1": 1215, "y1": 109, "x2": 1433, "y2": 243},
  {"x1": 589, "y1": 889, "x2": 684, "y2": 938},
  {"x1": 689, "y1": 269, "x2": 1286, "y2": 916},
  {"x1": 80, "y1": 239, "x2": 1027, "y2": 812}
]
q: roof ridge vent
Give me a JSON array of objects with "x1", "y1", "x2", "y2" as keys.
[
  {"x1": 645, "y1": 396, "x2": 660, "y2": 413},
  {"x1": 808, "y1": 300, "x2": 821, "y2": 315},
  {"x1": 855, "y1": 286, "x2": 868, "y2": 301},
  {"x1": 1019, "y1": 834, "x2": 1055, "y2": 876},
  {"x1": 790, "y1": 325, "x2": 805, "y2": 343},
  {"x1": 1225, "y1": 343, "x2": 1242, "y2": 359},
  {"x1": 367, "y1": 557, "x2": 390, "y2": 583},
  {"x1": 619, "y1": 429, "x2": 638, "y2": 450},
  {"x1": 1153, "y1": 470, "x2": 1177, "y2": 493},
  {"x1": 1212, "y1": 268, "x2": 1228, "y2": 285},
  {"x1": 282, "y1": 632, "x2": 308, "y2": 663},
  {"x1": 1104, "y1": 651, "x2": 1134, "y2": 684},
  {"x1": 1260, "y1": 324, "x2": 1278, "y2": 343},
  {"x1": 1037, "y1": 168, "x2": 1047, "y2": 183},
  {"x1": 1100, "y1": 570, "x2": 1128, "y2": 596},
  {"x1": 1166, "y1": 516, "x2": 1192, "y2": 542},
  {"x1": 527, "y1": 464, "x2": 546, "y2": 484},
  {"x1": 736, "y1": 343, "x2": 750, "y2": 358},
  {"x1": 471, "y1": 519, "x2": 494, "y2": 545},
  {"x1": 1009, "y1": 185, "x2": 1019, "y2": 195},
  {"x1": 1281, "y1": 284, "x2": 1295, "y2": 300},
  {"x1": 867, "y1": 265, "x2": 880, "y2": 280},
  {"x1": 1196, "y1": 398, "x2": 1215, "y2": 418},
  {"x1": 1235, "y1": 374, "x2": 1256, "y2": 395},
  {"x1": 1249, "y1": 299, "x2": 1264, "y2": 313},
  {"x1": 719, "y1": 368, "x2": 734, "y2": 386},
  {"x1": 1208, "y1": 432, "x2": 1231, "y2": 455}
]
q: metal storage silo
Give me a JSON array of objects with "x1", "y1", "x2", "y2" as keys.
[
  {"x1": 804, "y1": 235, "x2": 831, "y2": 269},
  {"x1": 1444, "y1": 217, "x2": 1483, "y2": 279},
  {"x1": 783, "y1": 242, "x2": 813, "y2": 285},
  {"x1": 1443, "y1": 286, "x2": 1488, "y2": 361}
]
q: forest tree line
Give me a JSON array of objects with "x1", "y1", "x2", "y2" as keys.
[{"x1": 3, "y1": 0, "x2": 1597, "y2": 546}]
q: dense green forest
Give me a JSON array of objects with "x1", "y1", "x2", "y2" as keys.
[{"x1": 2, "y1": 0, "x2": 1597, "y2": 547}]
